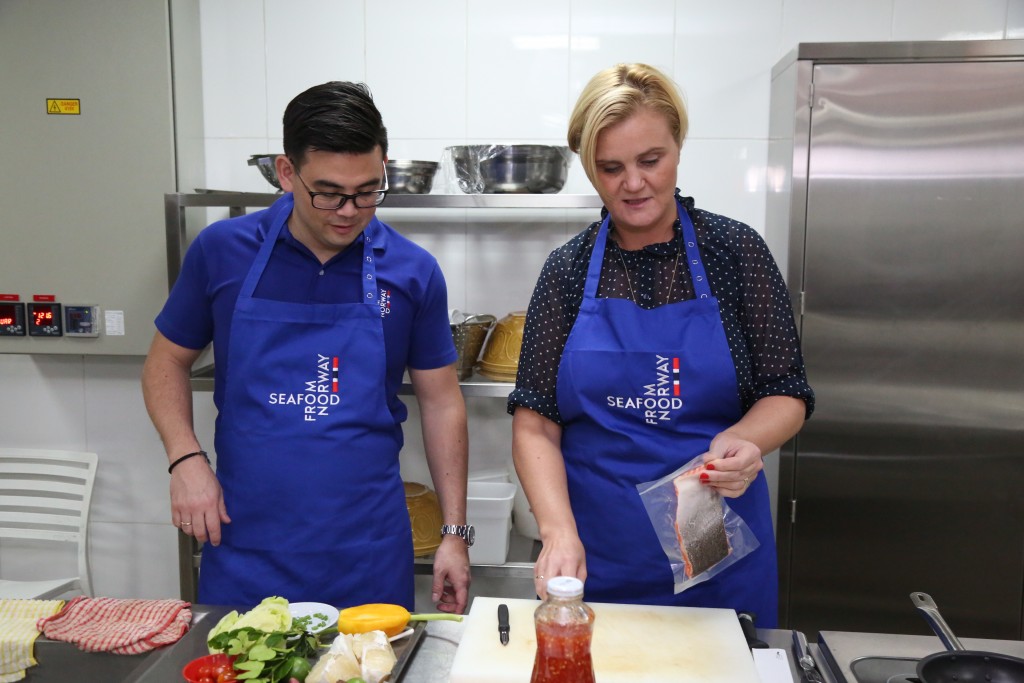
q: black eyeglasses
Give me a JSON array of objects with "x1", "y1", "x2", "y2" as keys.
[{"x1": 291, "y1": 162, "x2": 389, "y2": 210}]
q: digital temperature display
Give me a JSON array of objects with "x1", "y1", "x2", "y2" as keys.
[
  {"x1": 65, "y1": 305, "x2": 100, "y2": 337},
  {"x1": 27, "y1": 302, "x2": 62, "y2": 337},
  {"x1": 0, "y1": 302, "x2": 26, "y2": 336}
]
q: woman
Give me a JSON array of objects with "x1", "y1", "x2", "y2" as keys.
[{"x1": 509, "y1": 63, "x2": 813, "y2": 626}]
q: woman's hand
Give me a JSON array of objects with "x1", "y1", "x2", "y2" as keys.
[
  {"x1": 700, "y1": 431, "x2": 763, "y2": 498},
  {"x1": 512, "y1": 408, "x2": 586, "y2": 597},
  {"x1": 532, "y1": 531, "x2": 587, "y2": 599}
]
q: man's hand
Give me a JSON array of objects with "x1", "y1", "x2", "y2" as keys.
[{"x1": 430, "y1": 535, "x2": 471, "y2": 614}]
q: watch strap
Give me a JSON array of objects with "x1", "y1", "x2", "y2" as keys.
[{"x1": 440, "y1": 523, "x2": 475, "y2": 547}]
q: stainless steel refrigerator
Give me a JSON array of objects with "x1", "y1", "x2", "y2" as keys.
[{"x1": 766, "y1": 40, "x2": 1024, "y2": 639}]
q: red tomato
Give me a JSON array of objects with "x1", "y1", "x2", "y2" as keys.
[
  {"x1": 216, "y1": 671, "x2": 237, "y2": 683},
  {"x1": 198, "y1": 677, "x2": 214, "y2": 683},
  {"x1": 198, "y1": 664, "x2": 214, "y2": 677},
  {"x1": 210, "y1": 663, "x2": 230, "y2": 676}
]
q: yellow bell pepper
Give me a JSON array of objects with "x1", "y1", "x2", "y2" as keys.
[{"x1": 337, "y1": 603, "x2": 463, "y2": 638}]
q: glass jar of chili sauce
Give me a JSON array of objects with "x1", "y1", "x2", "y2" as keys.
[{"x1": 530, "y1": 576, "x2": 596, "y2": 683}]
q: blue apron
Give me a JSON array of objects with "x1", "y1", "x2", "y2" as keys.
[
  {"x1": 556, "y1": 199, "x2": 778, "y2": 625},
  {"x1": 199, "y1": 198, "x2": 414, "y2": 609}
]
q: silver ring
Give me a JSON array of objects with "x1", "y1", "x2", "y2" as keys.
[
  {"x1": 535, "y1": 575, "x2": 544, "y2": 580},
  {"x1": 181, "y1": 521, "x2": 192, "y2": 527}
]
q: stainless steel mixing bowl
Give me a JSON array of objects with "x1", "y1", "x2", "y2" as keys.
[
  {"x1": 385, "y1": 159, "x2": 439, "y2": 194},
  {"x1": 447, "y1": 145, "x2": 569, "y2": 194},
  {"x1": 248, "y1": 154, "x2": 281, "y2": 190}
]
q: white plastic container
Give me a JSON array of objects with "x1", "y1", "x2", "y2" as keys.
[
  {"x1": 511, "y1": 466, "x2": 541, "y2": 540},
  {"x1": 466, "y1": 481, "x2": 516, "y2": 564},
  {"x1": 467, "y1": 468, "x2": 511, "y2": 484}
]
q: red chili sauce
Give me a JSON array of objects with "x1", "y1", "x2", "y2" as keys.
[{"x1": 530, "y1": 620, "x2": 596, "y2": 683}]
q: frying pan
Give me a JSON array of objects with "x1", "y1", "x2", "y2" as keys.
[{"x1": 911, "y1": 591, "x2": 1024, "y2": 683}]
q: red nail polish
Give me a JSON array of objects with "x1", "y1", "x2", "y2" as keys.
[
  {"x1": 699, "y1": 472, "x2": 710, "y2": 482},
  {"x1": 706, "y1": 464, "x2": 716, "y2": 471}
]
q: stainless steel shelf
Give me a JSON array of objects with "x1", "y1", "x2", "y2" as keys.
[
  {"x1": 382, "y1": 193, "x2": 602, "y2": 209},
  {"x1": 397, "y1": 375, "x2": 514, "y2": 399},
  {"x1": 414, "y1": 532, "x2": 540, "y2": 580},
  {"x1": 165, "y1": 190, "x2": 602, "y2": 290},
  {"x1": 190, "y1": 365, "x2": 513, "y2": 398},
  {"x1": 167, "y1": 190, "x2": 602, "y2": 211},
  {"x1": 188, "y1": 364, "x2": 215, "y2": 393}
]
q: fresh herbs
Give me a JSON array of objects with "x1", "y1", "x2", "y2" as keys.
[
  {"x1": 291, "y1": 612, "x2": 330, "y2": 633},
  {"x1": 208, "y1": 626, "x2": 324, "y2": 683}
]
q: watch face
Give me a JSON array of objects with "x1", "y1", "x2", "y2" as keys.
[{"x1": 466, "y1": 525, "x2": 476, "y2": 547}]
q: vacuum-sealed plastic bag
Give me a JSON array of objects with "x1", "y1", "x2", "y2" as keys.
[{"x1": 636, "y1": 453, "x2": 759, "y2": 593}]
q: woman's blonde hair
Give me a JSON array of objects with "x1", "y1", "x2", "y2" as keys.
[{"x1": 568, "y1": 63, "x2": 688, "y2": 184}]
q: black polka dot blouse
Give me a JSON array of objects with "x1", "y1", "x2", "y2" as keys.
[{"x1": 506, "y1": 193, "x2": 815, "y2": 425}]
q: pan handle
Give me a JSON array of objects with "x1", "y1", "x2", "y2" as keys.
[{"x1": 910, "y1": 592, "x2": 965, "y2": 652}]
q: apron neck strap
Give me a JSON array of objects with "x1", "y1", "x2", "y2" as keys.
[
  {"x1": 239, "y1": 197, "x2": 379, "y2": 305},
  {"x1": 585, "y1": 199, "x2": 712, "y2": 300}
]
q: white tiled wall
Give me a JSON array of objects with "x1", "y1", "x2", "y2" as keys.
[{"x1": 3, "y1": 0, "x2": 1021, "y2": 603}]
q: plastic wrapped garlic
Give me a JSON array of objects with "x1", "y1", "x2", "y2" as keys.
[
  {"x1": 307, "y1": 632, "x2": 360, "y2": 683},
  {"x1": 350, "y1": 630, "x2": 397, "y2": 683}
]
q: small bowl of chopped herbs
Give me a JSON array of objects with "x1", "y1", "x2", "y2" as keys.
[{"x1": 288, "y1": 602, "x2": 339, "y2": 634}]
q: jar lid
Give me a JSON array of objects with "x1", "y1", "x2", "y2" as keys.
[{"x1": 546, "y1": 576, "x2": 584, "y2": 598}]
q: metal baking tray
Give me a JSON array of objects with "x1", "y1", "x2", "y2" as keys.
[{"x1": 391, "y1": 621, "x2": 428, "y2": 682}]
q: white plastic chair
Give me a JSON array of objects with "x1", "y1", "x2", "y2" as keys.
[{"x1": 0, "y1": 448, "x2": 98, "y2": 599}]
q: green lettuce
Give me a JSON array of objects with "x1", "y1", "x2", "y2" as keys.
[{"x1": 208, "y1": 596, "x2": 293, "y2": 652}]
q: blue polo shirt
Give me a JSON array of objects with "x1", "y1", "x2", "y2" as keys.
[{"x1": 155, "y1": 193, "x2": 457, "y2": 425}]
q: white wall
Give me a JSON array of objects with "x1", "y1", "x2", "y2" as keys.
[{"x1": 2, "y1": 0, "x2": 1021, "y2": 602}]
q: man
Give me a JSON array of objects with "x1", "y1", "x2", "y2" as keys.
[{"x1": 142, "y1": 81, "x2": 471, "y2": 613}]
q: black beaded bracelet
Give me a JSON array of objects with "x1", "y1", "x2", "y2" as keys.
[{"x1": 168, "y1": 450, "x2": 209, "y2": 474}]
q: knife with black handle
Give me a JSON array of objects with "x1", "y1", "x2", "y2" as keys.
[
  {"x1": 497, "y1": 603, "x2": 510, "y2": 646},
  {"x1": 738, "y1": 611, "x2": 769, "y2": 649}
]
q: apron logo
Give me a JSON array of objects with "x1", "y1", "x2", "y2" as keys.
[
  {"x1": 605, "y1": 354, "x2": 684, "y2": 425},
  {"x1": 266, "y1": 353, "x2": 341, "y2": 422},
  {"x1": 379, "y1": 288, "x2": 392, "y2": 317}
]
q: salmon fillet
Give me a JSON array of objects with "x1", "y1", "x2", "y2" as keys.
[{"x1": 673, "y1": 465, "x2": 731, "y2": 578}]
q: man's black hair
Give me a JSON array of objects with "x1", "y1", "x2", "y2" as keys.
[{"x1": 282, "y1": 81, "x2": 389, "y2": 166}]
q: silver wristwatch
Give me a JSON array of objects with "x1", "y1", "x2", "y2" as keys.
[{"x1": 440, "y1": 523, "x2": 475, "y2": 547}]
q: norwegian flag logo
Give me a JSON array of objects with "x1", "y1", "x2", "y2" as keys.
[
  {"x1": 603, "y1": 354, "x2": 685, "y2": 426},
  {"x1": 265, "y1": 353, "x2": 342, "y2": 422}
]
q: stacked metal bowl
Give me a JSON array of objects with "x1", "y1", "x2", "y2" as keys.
[
  {"x1": 385, "y1": 159, "x2": 438, "y2": 194},
  {"x1": 447, "y1": 144, "x2": 570, "y2": 194},
  {"x1": 247, "y1": 155, "x2": 438, "y2": 195},
  {"x1": 248, "y1": 154, "x2": 282, "y2": 190}
]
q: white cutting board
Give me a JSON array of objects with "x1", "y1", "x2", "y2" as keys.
[{"x1": 448, "y1": 596, "x2": 760, "y2": 683}]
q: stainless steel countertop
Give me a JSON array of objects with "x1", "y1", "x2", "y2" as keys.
[
  {"x1": 22, "y1": 609, "x2": 220, "y2": 683},
  {"x1": 25, "y1": 602, "x2": 805, "y2": 682},
  {"x1": 816, "y1": 630, "x2": 1024, "y2": 683}
]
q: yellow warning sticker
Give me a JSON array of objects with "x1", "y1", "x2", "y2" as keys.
[{"x1": 46, "y1": 99, "x2": 81, "y2": 115}]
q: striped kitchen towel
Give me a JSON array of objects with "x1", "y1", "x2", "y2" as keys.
[
  {"x1": 0, "y1": 599, "x2": 64, "y2": 683},
  {"x1": 36, "y1": 596, "x2": 191, "y2": 655}
]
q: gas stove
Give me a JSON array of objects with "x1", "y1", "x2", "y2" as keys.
[{"x1": 816, "y1": 630, "x2": 1024, "y2": 683}]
